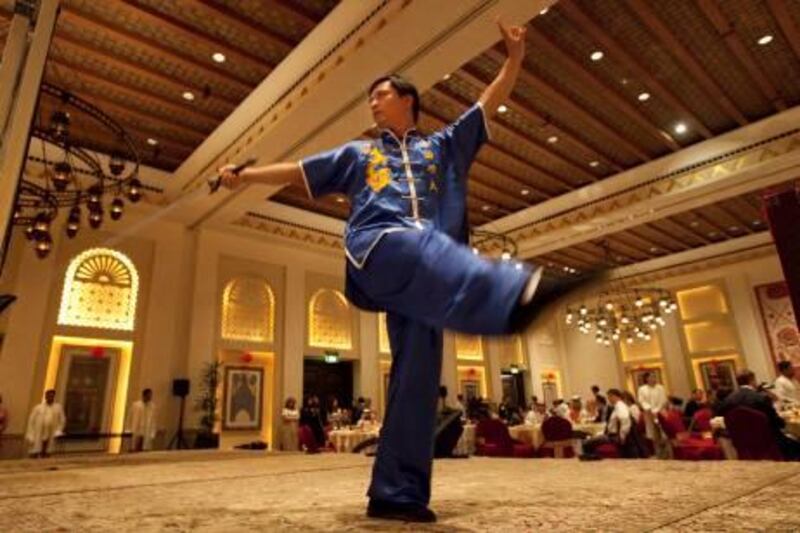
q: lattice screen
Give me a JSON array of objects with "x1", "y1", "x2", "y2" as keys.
[
  {"x1": 57, "y1": 248, "x2": 139, "y2": 330},
  {"x1": 308, "y1": 288, "x2": 352, "y2": 349},
  {"x1": 221, "y1": 277, "x2": 275, "y2": 343}
]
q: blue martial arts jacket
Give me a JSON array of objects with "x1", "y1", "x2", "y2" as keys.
[{"x1": 300, "y1": 103, "x2": 489, "y2": 270}]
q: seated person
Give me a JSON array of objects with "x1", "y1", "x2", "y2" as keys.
[
  {"x1": 552, "y1": 399, "x2": 570, "y2": 420},
  {"x1": 524, "y1": 402, "x2": 547, "y2": 425},
  {"x1": 718, "y1": 370, "x2": 800, "y2": 461},
  {"x1": 621, "y1": 391, "x2": 642, "y2": 424},
  {"x1": 594, "y1": 395, "x2": 611, "y2": 424},
  {"x1": 683, "y1": 388, "x2": 707, "y2": 421},
  {"x1": 580, "y1": 389, "x2": 631, "y2": 460}
]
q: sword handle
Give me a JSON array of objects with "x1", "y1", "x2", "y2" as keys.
[{"x1": 208, "y1": 158, "x2": 257, "y2": 193}]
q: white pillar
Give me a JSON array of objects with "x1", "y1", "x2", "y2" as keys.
[
  {"x1": 0, "y1": 3, "x2": 32, "y2": 135},
  {"x1": 0, "y1": 0, "x2": 59, "y2": 253},
  {"x1": 282, "y1": 265, "x2": 305, "y2": 403}
]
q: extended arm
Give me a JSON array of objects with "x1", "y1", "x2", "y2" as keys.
[
  {"x1": 479, "y1": 21, "x2": 527, "y2": 120},
  {"x1": 219, "y1": 161, "x2": 305, "y2": 191}
]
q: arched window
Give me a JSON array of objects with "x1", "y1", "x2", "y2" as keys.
[
  {"x1": 308, "y1": 289, "x2": 352, "y2": 349},
  {"x1": 221, "y1": 277, "x2": 275, "y2": 343},
  {"x1": 57, "y1": 248, "x2": 139, "y2": 331}
]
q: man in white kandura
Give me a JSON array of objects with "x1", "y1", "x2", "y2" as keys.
[
  {"x1": 774, "y1": 361, "x2": 799, "y2": 409},
  {"x1": 128, "y1": 388, "x2": 158, "y2": 452},
  {"x1": 637, "y1": 371, "x2": 668, "y2": 454},
  {"x1": 25, "y1": 389, "x2": 65, "y2": 458}
]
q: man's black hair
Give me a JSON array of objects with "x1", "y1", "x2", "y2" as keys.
[
  {"x1": 368, "y1": 74, "x2": 420, "y2": 122},
  {"x1": 778, "y1": 360, "x2": 793, "y2": 372}
]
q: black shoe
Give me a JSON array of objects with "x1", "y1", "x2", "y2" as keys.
[
  {"x1": 508, "y1": 270, "x2": 605, "y2": 333},
  {"x1": 367, "y1": 500, "x2": 437, "y2": 523},
  {"x1": 579, "y1": 453, "x2": 602, "y2": 461}
]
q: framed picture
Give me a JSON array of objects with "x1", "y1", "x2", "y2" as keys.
[
  {"x1": 223, "y1": 366, "x2": 263, "y2": 430},
  {"x1": 698, "y1": 359, "x2": 737, "y2": 391},
  {"x1": 755, "y1": 282, "x2": 800, "y2": 369}
]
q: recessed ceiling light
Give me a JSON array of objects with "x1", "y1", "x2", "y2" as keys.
[
  {"x1": 758, "y1": 34, "x2": 773, "y2": 46},
  {"x1": 521, "y1": 188, "x2": 530, "y2": 196},
  {"x1": 729, "y1": 226, "x2": 739, "y2": 232},
  {"x1": 443, "y1": 73, "x2": 451, "y2": 81},
  {"x1": 708, "y1": 231, "x2": 718, "y2": 237},
  {"x1": 563, "y1": 266, "x2": 570, "y2": 272},
  {"x1": 589, "y1": 160, "x2": 600, "y2": 168},
  {"x1": 650, "y1": 247, "x2": 659, "y2": 253},
  {"x1": 590, "y1": 50, "x2": 604, "y2": 61},
  {"x1": 182, "y1": 91, "x2": 195, "y2": 101},
  {"x1": 212, "y1": 52, "x2": 226, "y2": 63},
  {"x1": 674, "y1": 122, "x2": 688, "y2": 135},
  {"x1": 638, "y1": 92, "x2": 650, "y2": 102},
  {"x1": 497, "y1": 104, "x2": 508, "y2": 114},
  {"x1": 539, "y1": 7, "x2": 549, "y2": 15},
  {"x1": 336, "y1": 197, "x2": 345, "y2": 203},
  {"x1": 146, "y1": 138, "x2": 158, "y2": 146},
  {"x1": 690, "y1": 220, "x2": 700, "y2": 228},
  {"x1": 621, "y1": 78, "x2": 629, "y2": 85},
  {"x1": 547, "y1": 135, "x2": 558, "y2": 144},
  {"x1": 752, "y1": 219, "x2": 763, "y2": 225},
  {"x1": 482, "y1": 205, "x2": 491, "y2": 212}
]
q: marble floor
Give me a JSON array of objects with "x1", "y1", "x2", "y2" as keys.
[{"x1": 1, "y1": 451, "x2": 799, "y2": 532}]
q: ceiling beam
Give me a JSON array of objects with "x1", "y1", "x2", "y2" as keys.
[
  {"x1": 183, "y1": 0, "x2": 297, "y2": 53},
  {"x1": 525, "y1": 26, "x2": 683, "y2": 150},
  {"x1": 455, "y1": 66, "x2": 624, "y2": 172},
  {"x1": 484, "y1": 49, "x2": 652, "y2": 162},
  {"x1": 116, "y1": 0, "x2": 275, "y2": 75},
  {"x1": 558, "y1": 1, "x2": 714, "y2": 139},
  {"x1": 626, "y1": 0, "x2": 748, "y2": 127},
  {"x1": 766, "y1": 0, "x2": 800, "y2": 62},
  {"x1": 696, "y1": 0, "x2": 787, "y2": 112},
  {"x1": 46, "y1": 60, "x2": 219, "y2": 132},
  {"x1": 59, "y1": 8, "x2": 253, "y2": 97},
  {"x1": 432, "y1": 84, "x2": 598, "y2": 184},
  {"x1": 661, "y1": 216, "x2": 712, "y2": 246}
]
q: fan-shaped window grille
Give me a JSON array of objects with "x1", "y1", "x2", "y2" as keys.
[
  {"x1": 308, "y1": 289, "x2": 352, "y2": 349},
  {"x1": 378, "y1": 312, "x2": 390, "y2": 354},
  {"x1": 221, "y1": 277, "x2": 275, "y2": 343},
  {"x1": 57, "y1": 248, "x2": 139, "y2": 331},
  {"x1": 455, "y1": 333, "x2": 483, "y2": 360}
]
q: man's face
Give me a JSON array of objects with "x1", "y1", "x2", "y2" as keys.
[
  {"x1": 369, "y1": 81, "x2": 413, "y2": 131},
  {"x1": 647, "y1": 374, "x2": 657, "y2": 386},
  {"x1": 143, "y1": 390, "x2": 152, "y2": 403},
  {"x1": 45, "y1": 391, "x2": 55, "y2": 404},
  {"x1": 783, "y1": 366, "x2": 795, "y2": 379},
  {"x1": 692, "y1": 389, "x2": 705, "y2": 402}
]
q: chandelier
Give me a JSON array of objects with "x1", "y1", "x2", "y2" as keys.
[
  {"x1": 470, "y1": 229, "x2": 524, "y2": 269},
  {"x1": 563, "y1": 240, "x2": 678, "y2": 347},
  {"x1": 12, "y1": 83, "x2": 143, "y2": 258},
  {"x1": 565, "y1": 287, "x2": 678, "y2": 347}
]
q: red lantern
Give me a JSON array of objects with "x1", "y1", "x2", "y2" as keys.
[
  {"x1": 91, "y1": 347, "x2": 105, "y2": 359},
  {"x1": 240, "y1": 352, "x2": 254, "y2": 363}
]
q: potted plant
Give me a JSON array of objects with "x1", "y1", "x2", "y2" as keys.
[{"x1": 194, "y1": 360, "x2": 222, "y2": 449}]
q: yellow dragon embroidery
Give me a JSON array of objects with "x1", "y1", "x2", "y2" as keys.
[{"x1": 366, "y1": 146, "x2": 391, "y2": 193}]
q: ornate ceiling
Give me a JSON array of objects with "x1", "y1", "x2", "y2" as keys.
[{"x1": 2, "y1": 0, "x2": 797, "y2": 279}]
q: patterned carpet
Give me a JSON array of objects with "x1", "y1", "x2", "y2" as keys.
[{"x1": 0, "y1": 451, "x2": 798, "y2": 532}]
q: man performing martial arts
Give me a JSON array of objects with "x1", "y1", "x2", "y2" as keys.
[{"x1": 221, "y1": 21, "x2": 590, "y2": 522}]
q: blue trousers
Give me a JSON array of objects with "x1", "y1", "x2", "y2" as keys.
[{"x1": 346, "y1": 228, "x2": 531, "y2": 506}]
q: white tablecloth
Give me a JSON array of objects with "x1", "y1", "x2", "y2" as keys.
[
  {"x1": 329, "y1": 428, "x2": 380, "y2": 453},
  {"x1": 454, "y1": 423, "x2": 475, "y2": 456}
]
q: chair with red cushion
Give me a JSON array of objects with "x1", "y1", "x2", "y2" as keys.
[
  {"x1": 658, "y1": 410, "x2": 723, "y2": 460},
  {"x1": 298, "y1": 425, "x2": 318, "y2": 453},
  {"x1": 475, "y1": 418, "x2": 535, "y2": 458},
  {"x1": 538, "y1": 416, "x2": 575, "y2": 458},
  {"x1": 691, "y1": 408, "x2": 713, "y2": 433},
  {"x1": 723, "y1": 407, "x2": 784, "y2": 461}
]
